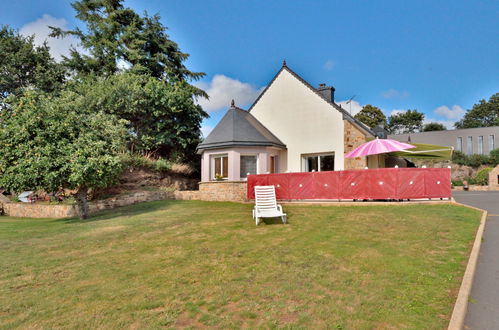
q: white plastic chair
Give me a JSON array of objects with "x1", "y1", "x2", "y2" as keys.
[{"x1": 253, "y1": 185, "x2": 287, "y2": 225}]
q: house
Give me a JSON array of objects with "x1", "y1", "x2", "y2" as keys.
[
  {"x1": 197, "y1": 61, "x2": 378, "y2": 182},
  {"x1": 389, "y1": 126, "x2": 498, "y2": 156}
]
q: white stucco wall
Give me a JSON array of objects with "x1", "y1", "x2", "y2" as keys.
[
  {"x1": 200, "y1": 147, "x2": 282, "y2": 182},
  {"x1": 250, "y1": 69, "x2": 345, "y2": 172}
]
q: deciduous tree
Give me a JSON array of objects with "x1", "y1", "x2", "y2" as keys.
[
  {"x1": 454, "y1": 93, "x2": 499, "y2": 128},
  {"x1": 0, "y1": 90, "x2": 127, "y2": 218},
  {"x1": 49, "y1": 0, "x2": 208, "y2": 161},
  {"x1": 354, "y1": 104, "x2": 387, "y2": 128},
  {"x1": 387, "y1": 110, "x2": 425, "y2": 134},
  {"x1": 0, "y1": 25, "x2": 65, "y2": 99},
  {"x1": 423, "y1": 122, "x2": 446, "y2": 132}
]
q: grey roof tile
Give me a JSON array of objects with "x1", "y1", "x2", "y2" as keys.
[{"x1": 197, "y1": 104, "x2": 286, "y2": 151}]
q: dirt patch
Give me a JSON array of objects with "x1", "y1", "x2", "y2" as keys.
[{"x1": 174, "y1": 311, "x2": 206, "y2": 328}]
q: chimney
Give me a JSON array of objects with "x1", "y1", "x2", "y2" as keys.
[{"x1": 317, "y1": 83, "x2": 335, "y2": 102}]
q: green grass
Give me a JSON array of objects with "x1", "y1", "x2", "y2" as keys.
[{"x1": 0, "y1": 201, "x2": 481, "y2": 329}]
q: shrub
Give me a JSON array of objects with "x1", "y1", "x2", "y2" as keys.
[
  {"x1": 465, "y1": 154, "x2": 490, "y2": 168},
  {"x1": 474, "y1": 167, "x2": 493, "y2": 185},
  {"x1": 452, "y1": 151, "x2": 467, "y2": 165},
  {"x1": 452, "y1": 180, "x2": 464, "y2": 186},
  {"x1": 154, "y1": 159, "x2": 172, "y2": 172},
  {"x1": 490, "y1": 148, "x2": 499, "y2": 166}
]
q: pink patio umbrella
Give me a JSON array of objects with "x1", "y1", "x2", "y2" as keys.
[{"x1": 345, "y1": 138, "x2": 416, "y2": 158}]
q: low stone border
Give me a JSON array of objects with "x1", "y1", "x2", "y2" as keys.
[
  {"x1": 1, "y1": 190, "x2": 170, "y2": 218},
  {"x1": 447, "y1": 203, "x2": 488, "y2": 330}
]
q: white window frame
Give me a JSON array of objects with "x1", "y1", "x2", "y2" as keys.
[
  {"x1": 478, "y1": 136, "x2": 484, "y2": 154},
  {"x1": 301, "y1": 153, "x2": 335, "y2": 172},
  {"x1": 490, "y1": 135, "x2": 495, "y2": 152},
  {"x1": 211, "y1": 154, "x2": 228, "y2": 180},
  {"x1": 239, "y1": 154, "x2": 258, "y2": 180}
]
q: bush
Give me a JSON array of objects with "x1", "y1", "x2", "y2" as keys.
[
  {"x1": 452, "y1": 151, "x2": 467, "y2": 165},
  {"x1": 474, "y1": 167, "x2": 493, "y2": 185},
  {"x1": 465, "y1": 154, "x2": 490, "y2": 168},
  {"x1": 452, "y1": 180, "x2": 464, "y2": 186},
  {"x1": 452, "y1": 151, "x2": 493, "y2": 167},
  {"x1": 120, "y1": 153, "x2": 174, "y2": 173},
  {"x1": 154, "y1": 159, "x2": 172, "y2": 172},
  {"x1": 490, "y1": 148, "x2": 499, "y2": 166}
]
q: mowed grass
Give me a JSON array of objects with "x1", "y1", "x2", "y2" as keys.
[{"x1": 0, "y1": 201, "x2": 481, "y2": 329}]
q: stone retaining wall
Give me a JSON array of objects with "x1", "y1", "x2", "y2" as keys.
[
  {"x1": 197, "y1": 181, "x2": 247, "y2": 201},
  {"x1": 0, "y1": 182, "x2": 249, "y2": 219},
  {"x1": 452, "y1": 185, "x2": 492, "y2": 191},
  {"x1": 1, "y1": 190, "x2": 170, "y2": 219}
]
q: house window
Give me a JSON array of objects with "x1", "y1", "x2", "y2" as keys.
[
  {"x1": 478, "y1": 136, "x2": 484, "y2": 154},
  {"x1": 490, "y1": 135, "x2": 495, "y2": 151},
  {"x1": 270, "y1": 156, "x2": 278, "y2": 174},
  {"x1": 456, "y1": 137, "x2": 462, "y2": 152},
  {"x1": 212, "y1": 154, "x2": 228, "y2": 180},
  {"x1": 240, "y1": 155, "x2": 257, "y2": 179},
  {"x1": 302, "y1": 153, "x2": 335, "y2": 172},
  {"x1": 467, "y1": 136, "x2": 473, "y2": 155}
]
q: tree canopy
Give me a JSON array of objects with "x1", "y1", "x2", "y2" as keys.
[
  {"x1": 387, "y1": 110, "x2": 425, "y2": 134},
  {"x1": 454, "y1": 93, "x2": 499, "y2": 129},
  {"x1": 49, "y1": 0, "x2": 208, "y2": 160},
  {"x1": 354, "y1": 104, "x2": 387, "y2": 128},
  {"x1": 0, "y1": 90, "x2": 127, "y2": 218},
  {"x1": 423, "y1": 122, "x2": 446, "y2": 132},
  {"x1": 0, "y1": 25, "x2": 65, "y2": 100},
  {"x1": 67, "y1": 73, "x2": 206, "y2": 162}
]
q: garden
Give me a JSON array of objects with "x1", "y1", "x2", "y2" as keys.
[{"x1": 0, "y1": 201, "x2": 481, "y2": 328}]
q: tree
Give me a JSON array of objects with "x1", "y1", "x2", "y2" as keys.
[
  {"x1": 0, "y1": 90, "x2": 127, "y2": 219},
  {"x1": 67, "y1": 73, "x2": 206, "y2": 162},
  {"x1": 387, "y1": 110, "x2": 425, "y2": 134},
  {"x1": 0, "y1": 25, "x2": 65, "y2": 100},
  {"x1": 423, "y1": 122, "x2": 446, "y2": 132},
  {"x1": 354, "y1": 104, "x2": 387, "y2": 128},
  {"x1": 50, "y1": 0, "x2": 208, "y2": 161},
  {"x1": 454, "y1": 93, "x2": 499, "y2": 128}
]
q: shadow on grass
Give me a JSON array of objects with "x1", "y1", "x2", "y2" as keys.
[
  {"x1": 59, "y1": 200, "x2": 175, "y2": 224},
  {"x1": 260, "y1": 217, "x2": 288, "y2": 225}
]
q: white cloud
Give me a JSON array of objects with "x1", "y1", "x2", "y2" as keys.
[
  {"x1": 201, "y1": 125, "x2": 213, "y2": 138},
  {"x1": 390, "y1": 109, "x2": 406, "y2": 116},
  {"x1": 323, "y1": 59, "x2": 336, "y2": 71},
  {"x1": 423, "y1": 118, "x2": 455, "y2": 129},
  {"x1": 336, "y1": 99, "x2": 363, "y2": 116},
  {"x1": 20, "y1": 14, "x2": 81, "y2": 61},
  {"x1": 433, "y1": 105, "x2": 465, "y2": 120},
  {"x1": 195, "y1": 75, "x2": 265, "y2": 112},
  {"x1": 381, "y1": 89, "x2": 409, "y2": 100}
]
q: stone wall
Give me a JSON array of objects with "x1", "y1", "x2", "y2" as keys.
[
  {"x1": 1, "y1": 190, "x2": 170, "y2": 219},
  {"x1": 197, "y1": 181, "x2": 247, "y2": 202},
  {"x1": 343, "y1": 120, "x2": 368, "y2": 170},
  {"x1": 489, "y1": 165, "x2": 499, "y2": 191}
]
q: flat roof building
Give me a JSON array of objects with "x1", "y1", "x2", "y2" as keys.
[{"x1": 389, "y1": 126, "x2": 498, "y2": 155}]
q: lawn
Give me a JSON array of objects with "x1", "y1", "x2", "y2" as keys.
[{"x1": 0, "y1": 201, "x2": 481, "y2": 329}]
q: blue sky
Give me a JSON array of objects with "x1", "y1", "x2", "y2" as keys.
[{"x1": 1, "y1": 0, "x2": 498, "y2": 135}]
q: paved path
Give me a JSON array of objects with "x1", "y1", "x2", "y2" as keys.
[{"x1": 453, "y1": 191, "x2": 499, "y2": 330}]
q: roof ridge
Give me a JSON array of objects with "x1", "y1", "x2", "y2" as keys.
[{"x1": 248, "y1": 63, "x2": 375, "y2": 136}]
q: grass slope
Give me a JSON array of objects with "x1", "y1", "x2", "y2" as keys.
[{"x1": 0, "y1": 201, "x2": 480, "y2": 328}]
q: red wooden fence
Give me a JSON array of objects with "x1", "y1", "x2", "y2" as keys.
[{"x1": 247, "y1": 168, "x2": 451, "y2": 200}]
